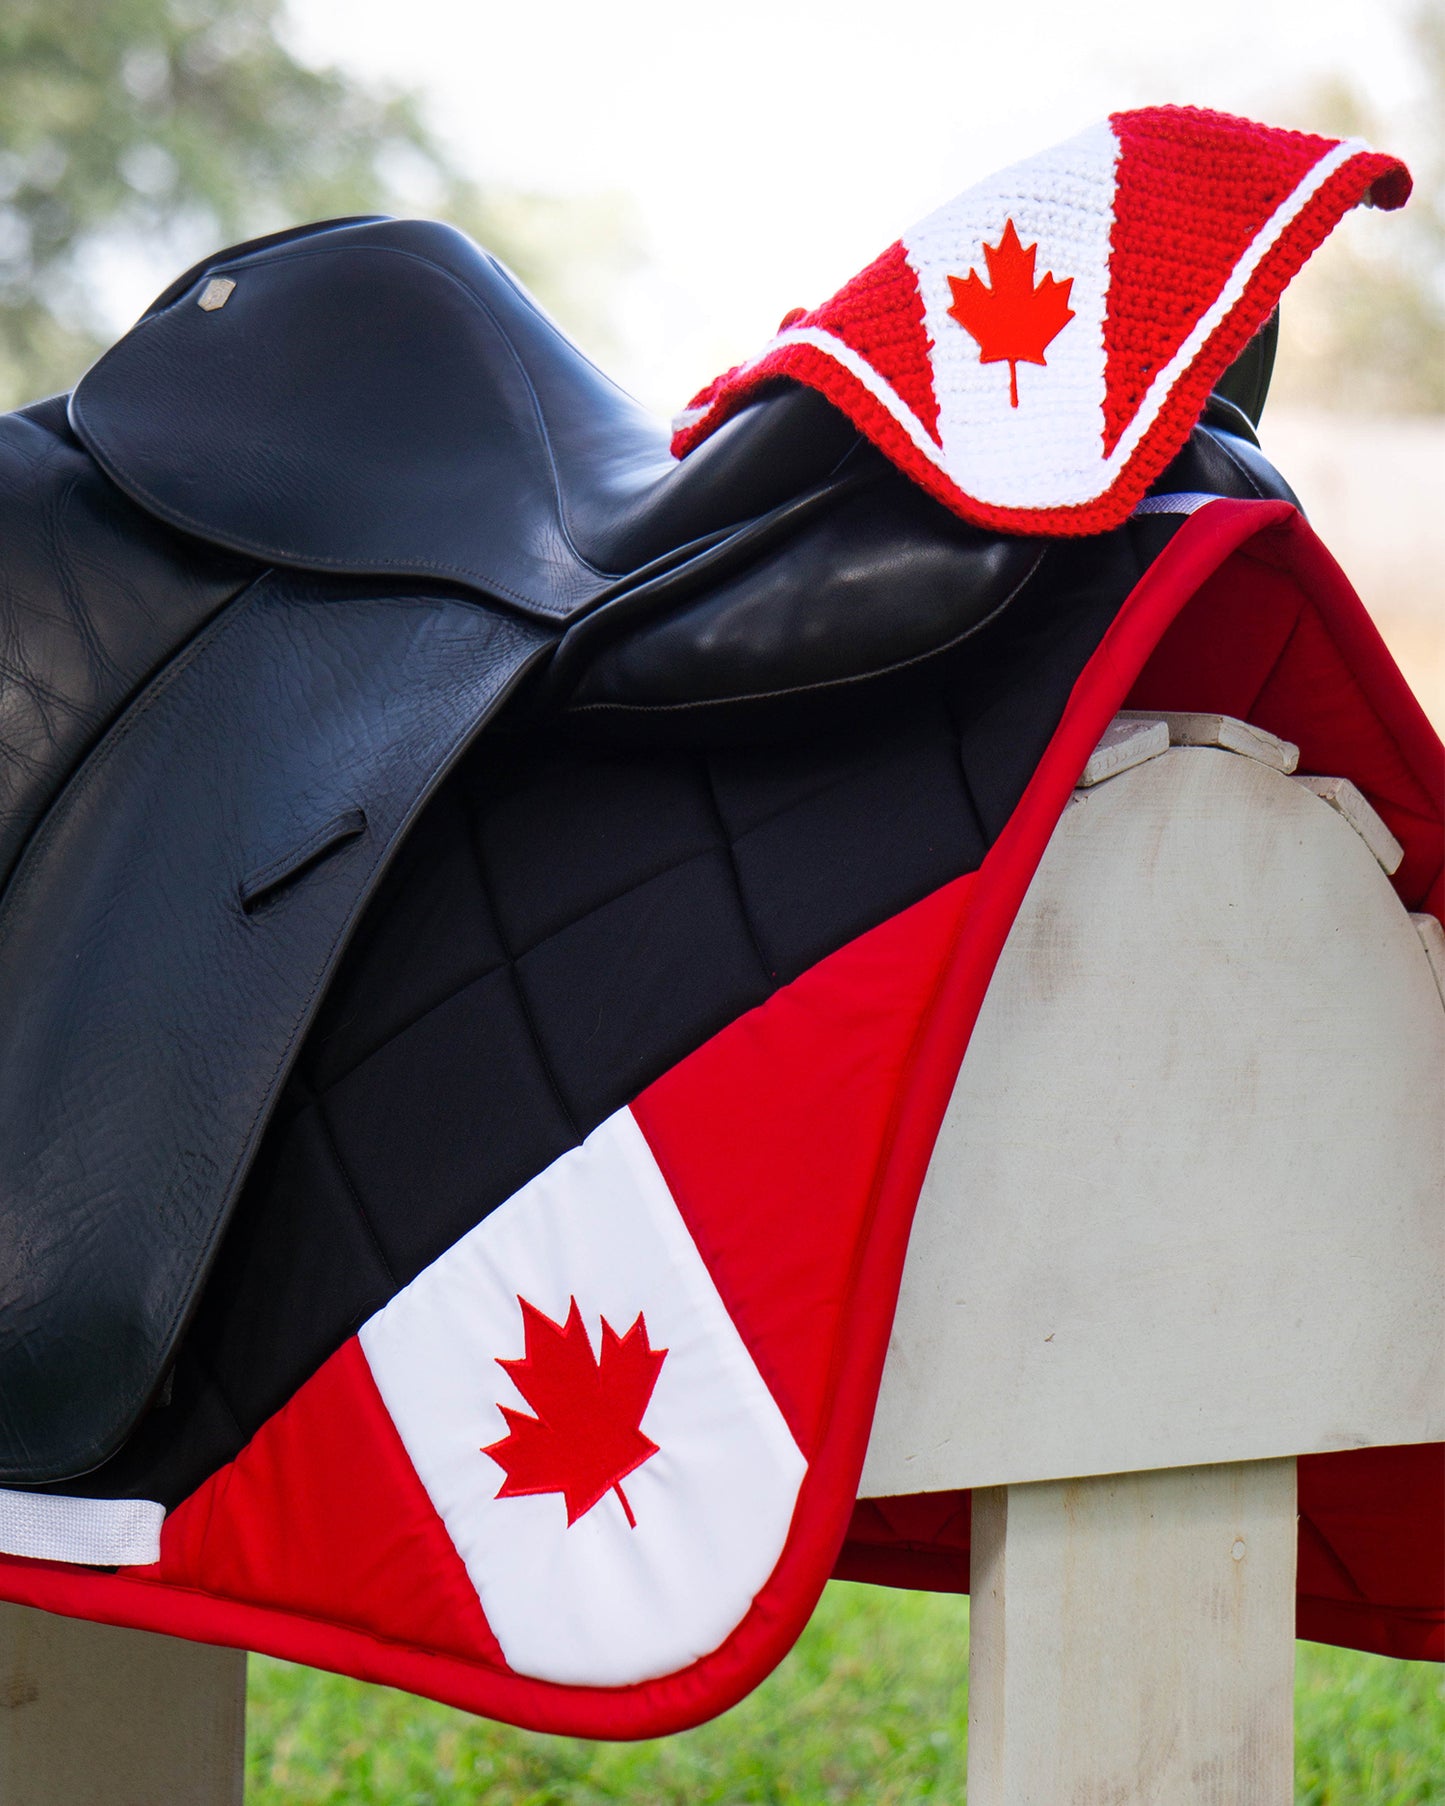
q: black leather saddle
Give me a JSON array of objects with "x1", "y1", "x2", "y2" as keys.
[{"x1": 0, "y1": 216, "x2": 1291, "y2": 1484}]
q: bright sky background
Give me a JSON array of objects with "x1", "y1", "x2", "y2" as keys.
[{"x1": 286, "y1": 0, "x2": 1427, "y2": 413}]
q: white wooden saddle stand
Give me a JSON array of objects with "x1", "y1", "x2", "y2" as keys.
[{"x1": 3, "y1": 711, "x2": 1441, "y2": 1805}]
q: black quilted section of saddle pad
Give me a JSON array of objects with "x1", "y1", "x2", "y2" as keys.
[{"x1": 52, "y1": 519, "x2": 1181, "y2": 1506}]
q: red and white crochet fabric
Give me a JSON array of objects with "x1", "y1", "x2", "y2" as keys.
[{"x1": 672, "y1": 107, "x2": 1411, "y2": 535}]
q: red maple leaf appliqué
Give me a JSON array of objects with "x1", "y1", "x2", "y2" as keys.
[
  {"x1": 481, "y1": 1295, "x2": 667, "y2": 1528},
  {"x1": 946, "y1": 219, "x2": 1076, "y2": 408}
]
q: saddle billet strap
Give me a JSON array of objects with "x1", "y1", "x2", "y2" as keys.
[{"x1": 0, "y1": 572, "x2": 551, "y2": 1482}]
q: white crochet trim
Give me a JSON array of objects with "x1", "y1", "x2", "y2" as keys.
[
  {"x1": 756, "y1": 325, "x2": 941, "y2": 459},
  {"x1": 0, "y1": 1488, "x2": 164, "y2": 1566}
]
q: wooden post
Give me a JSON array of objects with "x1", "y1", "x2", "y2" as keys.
[
  {"x1": 0, "y1": 1603, "x2": 245, "y2": 1805},
  {"x1": 967, "y1": 1460, "x2": 1297, "y2": 1806}
]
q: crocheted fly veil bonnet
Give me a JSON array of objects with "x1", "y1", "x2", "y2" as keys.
[{"x1": 674, "y1": 107, "x2": 1410, "y2": 533}]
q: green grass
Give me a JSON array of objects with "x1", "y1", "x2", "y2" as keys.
[
  {"x1": 245, "y1": 1582, "x2": 1444, "y2": 1804},
  {"x1": 1295, "y1": 1637, "x2": 1445, "y2": 1806}
]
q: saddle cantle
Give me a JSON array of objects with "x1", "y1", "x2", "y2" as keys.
[{"x1": 72, "y1": 216, "x2": 855, "y2": 616}]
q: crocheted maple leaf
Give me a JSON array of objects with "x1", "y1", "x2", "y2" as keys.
[
  {"x1": 481, "y1": 1295, "x2": 668, "y2": 1527},
  {"x1": 946, "y1": 219, "x2": 1076, "y2": 407}
]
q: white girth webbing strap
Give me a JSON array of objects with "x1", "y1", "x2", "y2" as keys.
[{"x1": 0, "y1": 1488, "x2": 164, "y2": 1567}]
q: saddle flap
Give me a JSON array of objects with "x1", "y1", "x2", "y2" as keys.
[{"x1": 0, "y1": 573, "x2": 552, "y2": 1483}]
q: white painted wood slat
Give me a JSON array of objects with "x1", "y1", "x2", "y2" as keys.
[
  {"x1": 1116, "y1": 707, "x2": 1300, "y2": 772},
  {"x1": 1293, "y1": 773, "x2": 1405, "y2": 873},
  {"x1": 1077, "y1": 716, "x2": 1170, "y2": 786},
  {"x1": 863, "y1": 743, "x2": 1443, "y2": 1496},
  {"x1": 1412, "y1": 912, "x2": 1445, "y2": 1003}
]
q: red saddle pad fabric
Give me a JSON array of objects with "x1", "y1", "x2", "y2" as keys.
[
  {"x1": 673, "y1": 108, "x2": 1409, "y2": 537},
  {"x1": 0, "y1": 497, "x2": 1438, "y2": 1734}
]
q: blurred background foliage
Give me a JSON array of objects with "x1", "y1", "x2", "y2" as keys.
[
  {"x1": 1268, "y1": 4, "x2": 1444, "y2": 416},
  {"x1": 0, "y1": 0, "x2": 635, "y2": 408},
  {"x1": 0, "y1": 0, "x2": 1438, "y2": 414},
  {"x1": 0, "y1": 0, "x2": 1437, "y2": 698}
]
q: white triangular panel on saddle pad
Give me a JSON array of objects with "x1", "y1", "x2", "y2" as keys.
[
  {"x1": 672, "y1": 106, "x2": 1410, "y2": 534},
  {"x1": 359, "y1": 1108, "x2": 806, "y2": 1688}
]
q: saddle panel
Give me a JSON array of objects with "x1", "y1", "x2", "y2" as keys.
[
  {"x1": 1154, "y1": 411, "x2": 1301, "y2": 510},
  {"x1": 0, "y1": 574, "x2": 550, "y2": 1482}
]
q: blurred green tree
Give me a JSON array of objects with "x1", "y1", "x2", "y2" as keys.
[{"x1": 0, "y1": 0, "x2": 632, "y2": 406}]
